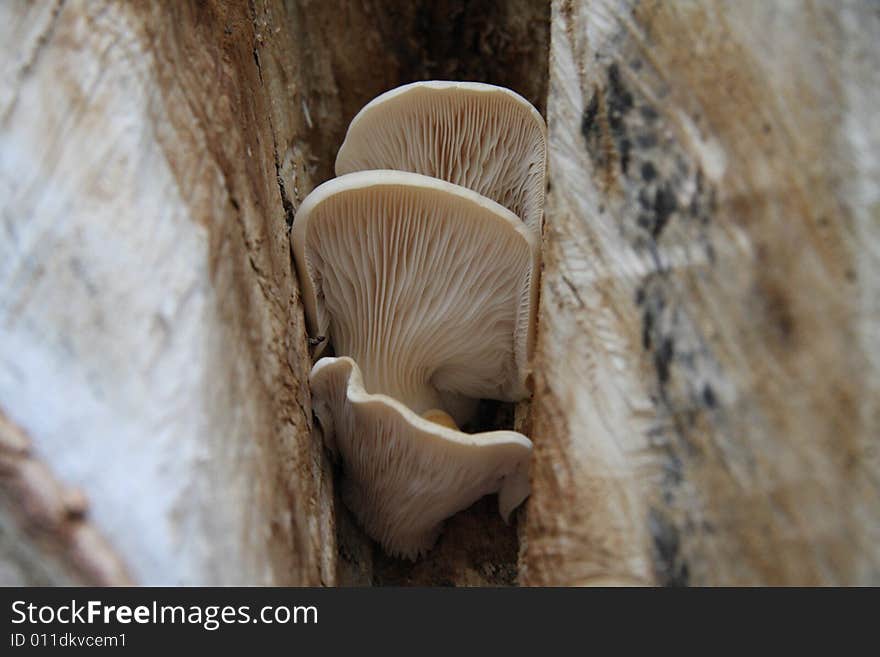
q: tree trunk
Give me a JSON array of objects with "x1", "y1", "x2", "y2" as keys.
[
  {"x1": 0, "y1": 0, "x2": 335, "y2": 586},
  {"x1": 2, "y1": 0, "x2": 877, "y2": 586},
  {"x1": 0, "y1": 0, "x2": 549, "y2": 586},
  {"x1": 521, "y1": 0, "x2": 880, "y2": 586}
]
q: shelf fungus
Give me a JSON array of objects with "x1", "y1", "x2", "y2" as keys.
[
  {"x1": 293, "y1": 171, "x2": 538, "y2": 414},
  {"x1": 335, "y1": 81, "x2": 547, "y2": 238},
  {"x1": 293, "y1": 85, "x2": 544, "y2": 558},
  {"x1": 310, "y1": 357, "x2": 531, "y2": 558}
]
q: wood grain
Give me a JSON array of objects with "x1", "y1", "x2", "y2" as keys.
[
  {"x1": 0, "y1": 0, "x2": 334, "y2": 585},
  {"x1": 520, "y1": 0, "x2": 880, "y2": 586}
]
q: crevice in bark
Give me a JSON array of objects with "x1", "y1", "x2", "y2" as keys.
[
  {"x1": 277, "y1": 0, "x2": 550, "y2": 586},
  {"x1": 247, "y1": 0, "x2": 296, "y2": 233}
]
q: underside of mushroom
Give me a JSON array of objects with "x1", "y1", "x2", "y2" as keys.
[
  {"x1": 293, "y1": 170, "x2": 538, "y2": 418},
  {"x1": 292, "y1": 82, "x2": 545, "y2": 560},
  {"x1": 335, "y1": 81, "x2": 547, "y2": 237},
  {"x1": 311, "y1": 357, "x2": 532, "y2": 559}
]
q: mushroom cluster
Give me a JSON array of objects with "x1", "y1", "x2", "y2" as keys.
[{"x1": 292, "y1": 81, "x2": 547, "y2": 558}]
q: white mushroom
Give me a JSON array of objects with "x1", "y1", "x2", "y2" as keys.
[
  {"x1": 292, "y1": 170, "x2": 538, "y2": 420},
  {"x1": 311, "y1": 356, "x2": 532, "y2": 559},
  {"x1": 335, "y1": 81, "x2": 547, "y2": 237}
]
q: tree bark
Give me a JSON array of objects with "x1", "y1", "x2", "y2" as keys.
[
  {"x1": 3, "y1": 0, "x2": 876, "y2": 587},
  {"x1": 0, "y1": 0, "x2": 335, "y2": 585},
  {"x1": 0, "y1": 0, "x2": 550, "y2": 586},
  {"x1": 521, "y1": 0, "x2": 880, "y2": 585}
]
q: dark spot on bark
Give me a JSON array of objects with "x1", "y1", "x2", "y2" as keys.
[
  {"x1": 636, "y1": 133, "x2": 657, "y2": 148},
  {"x1": 648, "y1": 508, "x2": 690, "y2": 587},
  {"x1": 619, "y1": 137, "x2": 631, "y2": 174},
  {"x1": 579, "y1": 88, "x2": 609, "y2": 177},
  {"x1": 760, "y1": 282, "x2": 796, "y2": 341},
  {"x1": 652, "y1": 184, "x2": 677, "y2": 238},
  {"x1": 695, "y1": 168, "x2": 705, "y2": 194},
  {"x1": 702, "y1": 384, "x2": 717, "y2": 408},
  {"x1": 675, "y1": 563, "x2": 690, "y2": 586},
  {"x1": 634, "y1": 183, "x2": 677, "y2": 239},
  {"x1": 608, "y1": 63, "x2": 633, "y2": 112},
  {"x1": 641, "y1": 306, "x2": 654, "y2": 349},
  {"x1": 581, "y1": 91, "x2": 600, "y2": 141},
  {"x1": 640, "y1": 105, "x2": 659, "y2": 121},
  {"x1": 607, "y1": 63, "x2": 633, "y2": 135},
  {"x1": 705, "y1": 243, "x2": 716, "y2": 263},
  {"x1": 775, "y1": 305, "x2": 794, "y2": 339},
  {"x1": 655, "y1": 337, "x2": 674, "y2": 384},
  {"x1": 641, "y1": 161, "x2": 657, "y2": 182},
  {"x1": 663, "y1": 451, "x2": 684, "y2": 490}
]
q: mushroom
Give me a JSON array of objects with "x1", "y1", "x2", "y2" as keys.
[
  {"x1": 335, "y1": 81, "x2": 547, "y2": 237},
  {"x1": 310, "y1": 356, "x2": 532, "y2": 559},
  {"x1": 292, "y1": 170, "x2": 538, "y2": 421}
]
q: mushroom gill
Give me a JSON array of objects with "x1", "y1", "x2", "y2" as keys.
[
  {"x1": 335, "y1": 81, "x2": 547, "y2": 238},
  {"x1": 293, "y1": 170, "x2": 538, "y2": 421},
  {"x1": 293, "y1": 83, "x2": 546, "y2": 559},
  {"x1": 311, "y1": 356, "x2": 532, "y2": 559}
]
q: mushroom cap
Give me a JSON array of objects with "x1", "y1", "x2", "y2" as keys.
[
  {"x1": 311, "y1": 356, "x2": 532, "y2": 559},
  {"x1": 335, "y1": 81, "x2": 547, "y2": 237},
  {"x1": 292, "y1": 170, "x2": 538, "y2": 409}
]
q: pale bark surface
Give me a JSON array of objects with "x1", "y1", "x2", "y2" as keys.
[
  {"x1": 0, "y1": 0, "x2": 335, "y2": 585},
  {"x1": 521, "y1": 0, "x2": 880, "y2": 585}
]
